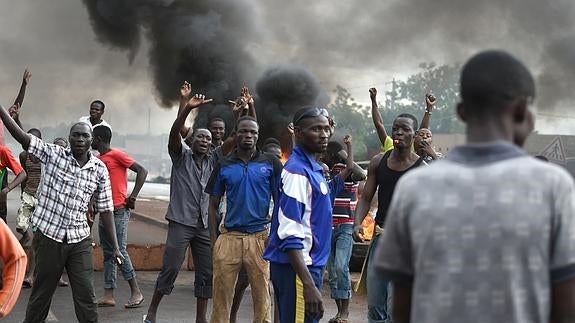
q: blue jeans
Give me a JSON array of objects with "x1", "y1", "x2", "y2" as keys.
[
  {"x1": 367, "y1": 234, "x2": 393, "y2": 323},
  {"x1": 327, "y1": 223, "x2": 353, "y2": 300},
  {"x1": 98, "y1": 208, "x2": 136, "y2": 289}
]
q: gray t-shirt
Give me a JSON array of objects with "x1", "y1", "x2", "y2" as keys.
[
  {"x1": 376, "y1": 141, "x2": 575, "y2": 323},
  {"x1": 165, "y1": 145, "x2": 220, "y2": 228}
]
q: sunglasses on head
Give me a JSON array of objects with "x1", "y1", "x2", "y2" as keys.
[{"x1": 293, "y1": 108, "x2": 329, "y2": 125}]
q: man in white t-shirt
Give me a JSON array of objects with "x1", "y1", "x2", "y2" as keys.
[{"x1": 79, "y1": 100, "x2": 112, "y2": 131}]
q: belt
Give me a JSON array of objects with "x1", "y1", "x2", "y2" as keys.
[{"x1": 220, "y1": 229, "x2": 269, "y2": 239}]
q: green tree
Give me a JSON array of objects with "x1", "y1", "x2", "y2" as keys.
[
  {"x1": 384, "y1": 63, "x2": 463, "y2": 134},
  {"x1": 328, "y1": 85, "x2": 373, "y2": 160}
]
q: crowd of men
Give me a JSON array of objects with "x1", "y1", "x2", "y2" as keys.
[{"x1": 1, "y1": 49, "x2": 574, "y2": 323}]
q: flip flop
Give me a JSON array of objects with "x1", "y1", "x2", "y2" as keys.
[
  {"x1": 125, "y1": 297, "x2": 145, "y2": 309},
  {"x1": 328, "y1": 315, "x2": 341, "y2": 323},
  {"x1": 97, "y1": 300, "x2": 116, "y2": 307}
]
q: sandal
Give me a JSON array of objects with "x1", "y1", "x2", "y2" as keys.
[
  {"x1": 125, "y1": 297, "x2": 145, "y2": 309},
  {"x1": 328, "y1": 314, "x2": 348, "y2": 323}
]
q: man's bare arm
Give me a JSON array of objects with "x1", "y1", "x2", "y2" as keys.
[
  {"x1": 0, "y1": 104, "x2": 30, "y2": 150},
  {"x1": 208, "y1": 196, "x2": 222, "y2": 249},
  {"x1": 419, "y1": 93, "x2": 435, "y2": 130},
  {"x1": 287, "y1": 250, "x2": 324, "y2": 320},
  {"x1": 551, "y1": 277, "x2": 575, "y2": 323},
  {"x1": 168, "y1": 91, "x2": 213, "y2": 154},
  {"x1": 177, "y1": 81, "x2": 193, "y2": 139},
  {"x1": 126, "y1": 161, "x2": 148, "y2": 209},
  {"x1": 370, "y1": 88, "x2": 388, "y2": 145},
  {"x1": 353, "y1": 154, "x2": 382, "y2": 242},
  {"x1": 13, "y1": 69, "x2": 31, "y2": 108},
  {"x1": 335, "y1": 135, "x2": 355, "y2": 181}
]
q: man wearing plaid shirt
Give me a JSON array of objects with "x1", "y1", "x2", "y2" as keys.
[{"x1": 0, "y1": 104, "x2": 123, "y2": 323}]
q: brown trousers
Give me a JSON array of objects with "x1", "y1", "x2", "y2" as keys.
[{"x1": 210, "y1": 230, "x2": 271, "y2": 323}]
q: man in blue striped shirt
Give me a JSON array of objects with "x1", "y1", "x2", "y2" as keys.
[{"x1": 264, "y1": 107, "x2": 333, "y2": 323}]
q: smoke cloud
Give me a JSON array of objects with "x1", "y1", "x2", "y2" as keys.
[{"x1": 1, "y1": 0, "x2": 574, "y2": 138}]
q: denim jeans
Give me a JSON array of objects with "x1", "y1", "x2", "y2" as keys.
[
  {"x1": 327, "y1": 223, "x2": 353, "y2": 300},
  {"x1": 367, "y1": 234, "x2": 393, "y2": 323},
  {"x1": 98, "y1": 208, "x2": 136, "y2": 289}
]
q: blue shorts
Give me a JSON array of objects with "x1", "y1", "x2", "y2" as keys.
[{"x1": 270, "y1": 262, "x2": 324, "y2": 323}]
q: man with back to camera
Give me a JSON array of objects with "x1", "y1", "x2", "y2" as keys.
[{"x1": 375, "y1": 50, "x2": 575, "y2": 323}]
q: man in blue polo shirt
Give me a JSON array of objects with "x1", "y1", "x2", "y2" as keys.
[
  {"x1": 206, "y1": 115, "x2": 282, "y2": 323},
  {"x1": 264, "y1": 107, "x2": 333, "y2": 323}
]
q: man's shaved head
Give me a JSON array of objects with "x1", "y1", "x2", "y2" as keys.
[{"x1": 460, "y1": 50, "x2": 535, "y2": 120}]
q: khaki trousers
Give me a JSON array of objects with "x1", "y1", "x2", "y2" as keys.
[{"x1": 210, "y1": 230, "x2": 271, "y2": 323}]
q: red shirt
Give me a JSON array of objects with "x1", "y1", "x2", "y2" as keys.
[
  {"x1": 0, "y1": 146, "x2": 24, "y2": 188},
  {"x1": 98, "y1": 149, "x2": 134, "y2": 208}
]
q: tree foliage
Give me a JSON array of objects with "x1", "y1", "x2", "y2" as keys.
[{"x1": 384, "y1": 63, "x2": 464, "y2": 134}]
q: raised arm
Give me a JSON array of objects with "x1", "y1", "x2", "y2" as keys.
[
  {"x1": 242, "y1": 86, "x2": 257, "y2": 120},
  {"x1": 335, "y1": 135, "x2": 354, "y2": 181},
  {"x1": 353, "y1": 154, "x2": 382, "y2": 242},
  {"x1": 13, "y1": 69, "x2": 31, "y2": 108},
  {"x1": 419, "y1": 92, "x2": 435, "y2": 130},
  {"x1": 0, "y1": 104, "x2": 31, "y2": 150},
  {"x1": 370, "y1": 88, "x2": 388, "y2": 145},
  {"x1": 126, "y1": 161, "x2": 148, "y2": 209},
  {"x1": 177, "y1": 81, "x2": 193, "y2": 139},
  {"x1": 337, "y1": 136, "x2": 366, "y2": 182},
  {"x1": 168, "y1": 92, "x2": 213, "y2": 154},
  {"x1": 8, "y1": 103, "x2": 23, "y2": 130}
]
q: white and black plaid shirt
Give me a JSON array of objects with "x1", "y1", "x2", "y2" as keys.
[{"x1": 29, "y1": 135, "x2": 113, "y2": 243}]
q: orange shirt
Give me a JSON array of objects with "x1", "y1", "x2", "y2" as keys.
[
  {"x1": 0, "y1": 220, "x2": 27, "y2": 319},
  {"x1": 98, "y1": 149, "x2": 134, "y2": 209}
]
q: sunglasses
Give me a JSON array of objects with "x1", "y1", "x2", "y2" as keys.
[{"x1": 293, "y1": 108, "x2": 329, "y2": 125}]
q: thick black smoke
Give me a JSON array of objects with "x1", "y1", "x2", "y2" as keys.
[
  {"x1": 255, "y1": 65, "x2": 328, "y2": 147},
  {"x1": 83, "y1": 0, "x2": 259, "y2": 107}
]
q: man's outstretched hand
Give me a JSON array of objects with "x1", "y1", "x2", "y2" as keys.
[
  {"x1": 180, "y1": 81, "x2": 192, "y2": 100},
  {"x1": 425, "y1": 92, "x2": 436, "y2": 110},
  {"x1": 23, "y1": 69, "x2": 32, "y2": 85},
  {"x1": 187, "y1": 94, "x2": 213, "y2": 109},
  {"x1": 369, "y1": 88, "x2": 377, "y2": 101}
]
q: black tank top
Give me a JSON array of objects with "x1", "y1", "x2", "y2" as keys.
[{"x1": 375, "y1": 151, "x2": 424, "y2": 226}]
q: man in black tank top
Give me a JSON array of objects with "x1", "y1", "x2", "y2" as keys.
[{"x1": 354, "y1": 113, "x2": 425, "y2": 323}]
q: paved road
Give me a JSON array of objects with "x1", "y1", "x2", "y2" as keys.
[{"x1": 2, "y1": 193, "x2": 369, "y2": 322}]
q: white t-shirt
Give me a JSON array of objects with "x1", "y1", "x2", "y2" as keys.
[{"x1": 78, "y1": 116, "x2": 112, "y2": 132}]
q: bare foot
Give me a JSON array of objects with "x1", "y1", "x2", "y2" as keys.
[{"x1": 97, "y1": 296, "x2": 116, "y2": 307}]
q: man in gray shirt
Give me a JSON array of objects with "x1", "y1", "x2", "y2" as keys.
[
  {"x1": 144, "y1": 89, "x2": 216, "y2": 323},
  {"x1": 376, "y1": 50, "x2": 575, "y2": 323}
]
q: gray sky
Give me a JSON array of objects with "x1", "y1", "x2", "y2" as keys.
[{"x1": 0, "y1": 0, "x2": 574, "y2": 135}]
